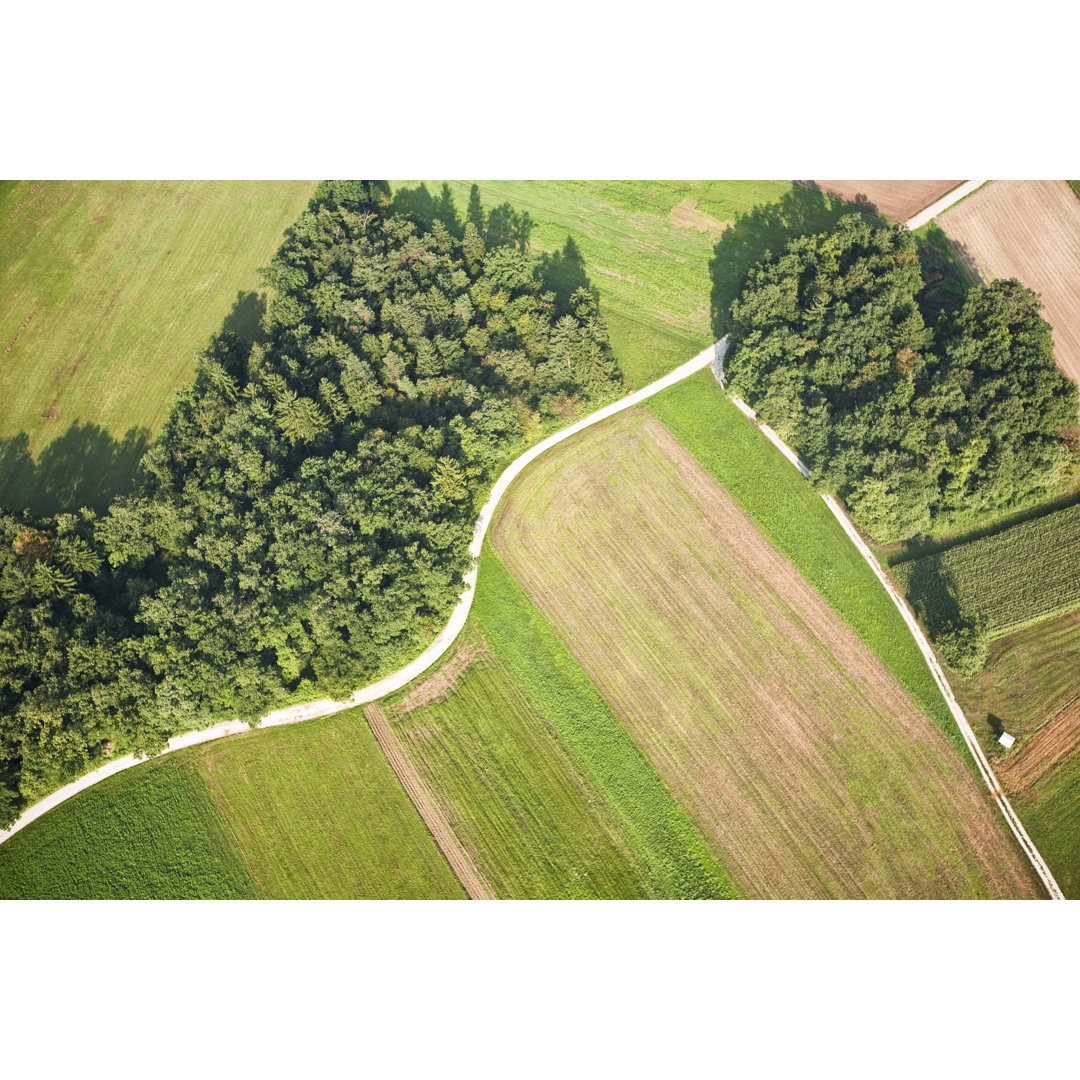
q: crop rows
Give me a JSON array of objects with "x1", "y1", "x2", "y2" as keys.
[{"x1": 894, "y1": 502, "x2": 1080, "y2": 638}]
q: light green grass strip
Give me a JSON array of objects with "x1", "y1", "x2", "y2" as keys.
[
  {"x1": 474, "y1": 546, "x2": 737, "y2": 899},
  {"x1": 195, "y1": 718, "x2": 466, "y2": 900},
  {"x1": 0, "y1": 755, "x2": 259, "y2": 899},
  {"x1": 647, "y1": 370, "x2": 961, "y2": 755},
  {"x1": 1015, "y1": 751, "x2": 1080, "y2": 900}
]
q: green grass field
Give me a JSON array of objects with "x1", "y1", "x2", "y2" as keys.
[
  {"x1": 382, "y1": 549, "x2": 734, "y2": 899},
  {"x1": 893, "y1": 502, "x2": 1080, "y2": 640},
  {"x1": 0, "y1": 180, "x2": 316, "y2": 514},
  {"x1": 0, "y1": 711, "x2": 466, "y2": 899},
  {"x1": 0, "y1": 754, "x2": 258, "y2": 899},
  {"x1": 1014, "y1": 749, "x2": 1080, "y2": 898},
  {"x1": 192, "y1": 716, "x2": 465, "y2": 899},
  {"x1": 646, "y1": 370, "x2": 959, "y2": 751},
  {"x1": 394, "y1": 180, "x2": 858, "y2": 388}
]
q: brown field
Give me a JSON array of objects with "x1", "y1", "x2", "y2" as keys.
[
  {"x1": 937, "y1": 180, "x2": 1080, "y2": 390},
  {"x1": 492, "y1": 409, "x2": 1038, "y2": 898},
  {"x1": 798, "y1": 180, "x2": 960, "y2": 221},
  {"x1": 998, "y1": 700, "x2": 1080, "y2": 797}
]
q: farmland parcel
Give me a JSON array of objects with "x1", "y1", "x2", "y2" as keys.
[
  {"x1": 893, "y1": 502, "x2": 1080, "y2": 640},
  {"x1": 937, "y1": 180, "x2": 1080, "y2": 394},
  {"x1": 493, "y1": 407, "x2": 1038, "y2": 898},
  {"x1": 0, "y1": 180, "x2": 317, "y2": 514},
  {"x1": 798, "y1": 181, "x2": 960, "y2": 222}
]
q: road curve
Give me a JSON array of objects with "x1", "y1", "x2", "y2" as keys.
[{"x1": 0, "y1": 339, "x2": 727, "y2": 846}]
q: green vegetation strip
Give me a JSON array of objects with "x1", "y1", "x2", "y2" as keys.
[
  {"x1": 1015, "y1": 751, "x2": 1080, "y2": 899},
  {"x1": 0, "y1": 755, "x2": 258, "y2": 899},
  {"x1": 893, "y1": 502, "x2": 1080, "y2": 639},
  {"x1": 647, "y1": 370, "x2": 958, "y2": 750},
  {"x1": 455, "y1": 548, "x2": 736, "y2": 899}
]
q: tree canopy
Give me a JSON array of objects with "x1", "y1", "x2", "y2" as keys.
[
  {"x1": 0, "y1": 181, "x2": 622, "y2": 825},
  {"x1": 725, "y1": 214, "x2": 1078, "y2": 542}
]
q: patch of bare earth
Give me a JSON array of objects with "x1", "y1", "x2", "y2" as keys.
[
  {"x1": 668, "y1": 198, "x2": 731, "y2": 237},
  {"x1": 492, "y1": 409, "x2": 1037, "y2": 898},
  {"x1": 998, "y1": 698, "x2": 1080, "y2": 796},
  {"x1": 363, "y1": 704, "x2": 495, "y2": 899},
  {"x1": 798, "y1": 181, "x2": 960, "y2": 221},
  {"x1": 937, "y1": 180, "x2": 1080, "y2": 395},
  {"x1": 399, "y1": 640, "x2": 488, "y2": 714}
]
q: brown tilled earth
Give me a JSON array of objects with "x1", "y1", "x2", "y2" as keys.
[
  {"x1": 998, "y1": 698, "x2": 1080, "y2": 797},
  {"x1": 798, "y1": 180, "x2": 960, "y2": 221},
  {"x1": 492, "y1": 408, "x2": 1038, "y2": 898},
  {"x1": 938, "y1": 180, "x2": 1080, "y2": 393}
]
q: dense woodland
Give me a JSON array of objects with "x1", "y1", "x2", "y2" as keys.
[
  {"x1": 0, "y1": 181, "x2": 622, "y2": 824},
  {"x1": 726, "y1": 215, "x2": 1079, "y2": 545}
]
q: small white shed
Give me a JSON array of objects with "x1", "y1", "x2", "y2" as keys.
[{"x1": 998, "y1": 732, "x2": 1016, "y2": 749}]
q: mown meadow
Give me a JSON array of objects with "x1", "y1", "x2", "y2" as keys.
[{"x1": 0, "y1": 180, "x2": 317, "y2": 514}]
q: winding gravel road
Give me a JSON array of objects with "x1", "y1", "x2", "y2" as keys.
[{"x1": 0, "y1": 340, "x2": 726, "y2": 847}]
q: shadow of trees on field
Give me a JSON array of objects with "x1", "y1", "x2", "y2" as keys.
[
  {"x1": 393, "y1": 182, "x2": 534, "y2": 252},
  {"x1": 221, "y1": 289, "x2": 268, "y2": 345},
  {"x1": 539, "y1": 236, "x2": 593, "y2": 316},
  {"x1": 708, "y1": 183, "x2": 885, "y2": 338},
  {"x1": 0, "y1": 423, "x2": 151, "y2": 517}
]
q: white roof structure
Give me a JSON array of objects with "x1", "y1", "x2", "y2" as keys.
[{"x1": 998, "y1": 732, "x2": 1016, "y2": 749}]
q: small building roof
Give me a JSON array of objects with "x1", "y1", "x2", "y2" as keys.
[{"x1": 998, "y1": 732, "x2": 1016, "y2": 749}]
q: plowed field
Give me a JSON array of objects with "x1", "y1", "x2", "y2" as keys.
[
  {"x1": 937, "y1": 180, "x2": 1080, "y2": 391},
  {"x1": 799, "y1": 181, "x2": 960, "y2": 221},
  {"x1": 493, "y1": 408, "x2": 1037, "y2": 898}
]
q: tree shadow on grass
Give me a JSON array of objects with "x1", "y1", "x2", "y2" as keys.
[
  {"x1": 708, "y1": 183, "x2": 885, "y2": 338},
  {"x1": 0, "y1": 423, "x2": 150, "y2": 517},
  {"x1": 220, "y1": 289, "x2": 268, "y2": 345},
  {"x1": 538, "y1": 236, "x2": 592, "y2": 316}
]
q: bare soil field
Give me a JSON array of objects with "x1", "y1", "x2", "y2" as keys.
[
  {"x1": 493, "y1": 409, "x2": 1038, "y2": 898},
  {"x1": 937, "y1": 180, "x2": 1080, "y2": 391},
  {"x1": 798, "y1": 181, "x2": 960, "y2": 221}
]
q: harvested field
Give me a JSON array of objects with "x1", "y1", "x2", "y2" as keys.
[
  {"x1": 798, "y1": 181, "x2": 960, "y2": 221},
  {"x1": 493, "y1": 408, "x2": 1038, "y2": 898},
  {"x1": 998, "y1": 700, "x2": 1080, "y2": 797},
  {"x1": 937, "y1": 180, "x2": 1080, "y2": 392}
]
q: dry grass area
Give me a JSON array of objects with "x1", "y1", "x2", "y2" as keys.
[
  {"x1": 937, "y1": 180, "x2": 1080, "y2": 391},
  {"x1": 668, "y1": 198, "x2": 730, "y2": 237},
  {"x1": 799, "y1": 180, "x2": 960, "y2": 221},
  {"x1": 493, "y1": 408, "x2": 1038, "y2": 898}
]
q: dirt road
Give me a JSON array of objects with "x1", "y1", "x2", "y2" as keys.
[{"x1": 0, "y1": 341, "x2": 726, "y2": 848}]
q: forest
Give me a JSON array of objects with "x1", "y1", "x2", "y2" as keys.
[
  {"x1": 0, "y1": 181, "x2": 622, "y2": 825},
  {"x1": 724, "y1": 214, "x2": 1079, "y2": 544}
]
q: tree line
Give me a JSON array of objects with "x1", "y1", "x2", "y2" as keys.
[
  {"x1": 725, "y1": 214, "x2": 1078, "y2": 544},
  {"x1": 0, "y1": 181, "x2": 622, "y2": 825}
]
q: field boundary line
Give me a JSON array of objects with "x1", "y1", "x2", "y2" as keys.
[
  {"x1": 712, "y1": 365, "x2": 1063, "y2": 899},
  {"x1": 0, "y1": 340, "x2": 726, "y2": 846},
  {"x1": 904, "y1": 181, "x2": 990, "y2": 230},
  {"x1": 363, "y1": 704, "x2": 495, "y2": 900}
]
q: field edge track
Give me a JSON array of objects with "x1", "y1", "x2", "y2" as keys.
[
  {"x1": 363, "y1": 704, "x2": 494, "y2": 900},
  {"x1": 0, "y1": 341, "x2": 726, "y2": 845}
]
